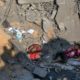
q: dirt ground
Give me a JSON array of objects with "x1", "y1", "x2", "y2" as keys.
[
  {"x1": 0, "y1": 27, "x2": 11, "y2": 54},
  {"x1": 0, "y1": 27, "x2": 11, "y2": 69}
]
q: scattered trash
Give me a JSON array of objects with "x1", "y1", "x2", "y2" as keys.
[
  {"x1": 21, "y1": 30, "x2": 26, "y2": 34},
  {"x1": 8, "y1": 27, "x2": 13, "y2": 32},
  {"x1": 27, "y1": 29, "x2": 35, "y2": 34},
  {"x1": 15, "y1": 29, "x2": 23, "y2": 42},
  {"x1": 8, "y1": 27, "x2": 23, "y2": 42},
  {"x1": 8, "y1": 27, "x2": 15, "y2": 33},
  {"x1": 0, "y1": 0, "x2": 80, "y2": 80},
  {"x1": 42, "y1": 39, "x2": 47, "y2": 44}
]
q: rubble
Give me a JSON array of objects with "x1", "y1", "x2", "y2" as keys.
[
  {"x1": 0, "y1": 0, "x2": 59, "y2": 46},
  {"x1": 0, "y1": 0, "x2": 80, "y2": 80},
  {"x1": 6, "y1": 21, "x2": 43, "y2": 49},
  {"x1": 15, "y1": 29, "x2": 23, "y2": 42},
  {"x1": 27, "y1": 29, "x2": 35, "y2": 34}
]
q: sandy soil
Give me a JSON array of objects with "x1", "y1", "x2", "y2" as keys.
[
  {"x1": 0, "y1": 0, "x2": 5, "y2": 7},
  {"x1": 0, "y1": 27, "x2": 11, "y2": 69},
  {"x1": 0, "y1": 27, "x2": 11, "y2": 54}
]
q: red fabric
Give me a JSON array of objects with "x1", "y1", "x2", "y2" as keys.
[
  {"x1": 29, "y1": 53, "x2": 40, "y2": 60},
  {"x1": 27, "y1": 44, "x2": 41, "y2": 60},
  {"x1": 65, "y1": 46, "x2": 80, "y2": 58}
]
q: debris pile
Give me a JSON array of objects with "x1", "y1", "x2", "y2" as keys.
[
  {"x1": 15, "y1": 38, "x2": 80, "y2": 80},
  {"x1": 0, "y1": 0, "x2": 80, "y2": 80},
  {"x1": 2, "y1": 0, "x2": 58, "y2": 50}
]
